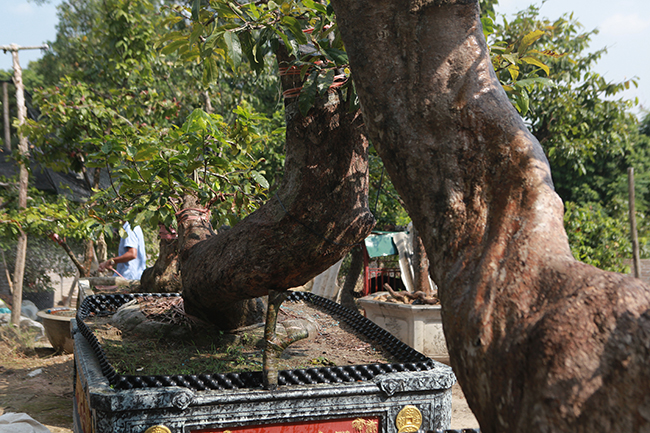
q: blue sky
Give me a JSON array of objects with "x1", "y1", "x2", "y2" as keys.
[{"x1": 0, "y1": 0, "x2": 648, "y2": 116}]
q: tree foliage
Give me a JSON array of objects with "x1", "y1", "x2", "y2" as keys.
[{"x1": 21, "y1": 0, "x2": 286, "y2": 237}]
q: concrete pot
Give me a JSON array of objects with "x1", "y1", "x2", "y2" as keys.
[
  {"x1": 37, "y1": 307, "x2": 75, "y2": 354},
  {"x1": 72, "y1": 292, "x2": 456, "y2": 433},
  {"x1": 358, "y1": 292, "x2": 449, "y2": 361}
]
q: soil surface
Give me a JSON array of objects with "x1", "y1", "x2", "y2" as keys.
[
  {"x1": 87, "y1": 298, "x2": 398, "y2": 376},
  {"x1": 0, "y1": 344, "x2": 74, "y2": 433},
  {"x1": 0, "y1": 297, "x2": 479, "y2": 432}
]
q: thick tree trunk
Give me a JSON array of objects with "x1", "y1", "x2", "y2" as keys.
[
  {"x1": 179, "y1": 51, "x2": 375, "y2": 330},
  {"x1": 331, "y1": 0, "x2": 650, "y2": 432}
]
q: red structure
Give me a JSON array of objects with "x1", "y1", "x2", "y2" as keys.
[
  {"x1": 192, "y1": 417, "x2": 380, "y2": 433},
  {"x1": 362, "y1": 242, "x2": 403, "y2": 296}
]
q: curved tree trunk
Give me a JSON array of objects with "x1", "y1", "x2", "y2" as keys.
[
  {"x1": 331, "y1": 0, "x2": 650, "y2": 432},
  {"x1": 179, "y1": 50, "x2": 375, "y2": 330}
]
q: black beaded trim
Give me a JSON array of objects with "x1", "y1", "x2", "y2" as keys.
[{"x1": 76, "y1": 291, "x2": 434, "y2": 391}]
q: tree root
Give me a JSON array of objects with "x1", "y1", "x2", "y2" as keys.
[{"x1": 383, "y1": 283, "x2": 439, "y2": 305}]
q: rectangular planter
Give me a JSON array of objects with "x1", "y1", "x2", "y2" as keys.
[
  {"x1": 72, "y1": 292, "x2": 456, "y2": 433},
  {"x1": 358, "y1": 292, "x2": 449, "y2": 361}
]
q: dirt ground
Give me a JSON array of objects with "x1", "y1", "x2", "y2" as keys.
[
  {"x1": 0, "y1": 298, "x2": 478, "y2": 432},
  {"x1": 0, "y1": 344, "x2": 74, "y2": 433}
]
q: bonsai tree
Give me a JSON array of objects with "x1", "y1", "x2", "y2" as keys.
[{"x1": 23, "y1": 0, "x2": 376, "y2": 330}]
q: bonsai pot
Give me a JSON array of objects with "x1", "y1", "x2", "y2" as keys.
[
  {"x1": 358, "y1": 291, "x2": 449, "y2": 361},
  {"x1": 37, "y1": 307, "x2": 75, "y2": 354},
  {"x1": 72, "y1": 292, "x2": 456, "y2": 433}
]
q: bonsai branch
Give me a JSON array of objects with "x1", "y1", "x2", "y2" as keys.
[{"x1": 262, "y1": 289, "x2": 309, "y2": 390}]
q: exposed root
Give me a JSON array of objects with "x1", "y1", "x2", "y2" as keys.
[{"x1": 382, "y1": 283, "x2": 440, "y2": 305}]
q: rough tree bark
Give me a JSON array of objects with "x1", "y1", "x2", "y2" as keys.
[
  {"x1": 331, "y1": 0, "x2": 650, "y2": 431},
  {"x1": 411, "y1": 225, "x2": 432, "y2": 295},
  {"x1": 140, "y1": 226, "x2": 181, "y2": 293},
  {"x1": 340, "y1": 245, "x2": 364, "y2": 311},
  {"x1": 178, "y1": 49, "x2": 375, "y2": 330}
]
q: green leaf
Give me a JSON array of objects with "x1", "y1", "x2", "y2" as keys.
[
  {"x1": 521, "y1": 56, "x2": 550, "y2": 76},
  {"x1": 210, "y1": 156, "x2": 230, "y2": 169},
  {"x1": 518, "y1": 30, "x2": 545, "y2": 54},
  {"x1": 317, "y1": 69, "x2": 335, "y2": 93},
  {"x1": 250, "y1": 171, "x2": 269, "y2": 189},
  {"x1": 224, "y1": 31, "x2": 242, "y2": 71},
  {"x1": 481, "y1": 16, "x2": 494, "y2": 38},
  {"x1": 204, "y1": 30, "x2": 226, "y2": 51},
  {"x1": 101, "y1": 142, "x2": 113, "y2": 154},
  {"x1": 302, "y1": 0, "x2": 327, "y2": 14},
  {"x1": 135, "y1": 146, "x2": 159, "y2": 162},
  {"x1": 322, "y1": 47, "x2": 348, "y2": 66},
  {"x1": 281, "y1": 16, "x2": 308, "y2": 45},
  {"x1": 161, "y1": 39, "x2": 187, "y2": 56},
  {"x1": 515, "y1": 77, "x2": 554, "y2": 90},
  {"x1": 126, "y1": 146, "x2": 137, "y2": 159},
  {"x1": 514, "y1": 90, "x2": 529, "y2": 116},
  {"x1": 240, "y1": 31, "x2": 264, "y2": 74},
  {"x1": 191, "y1": 0, "x2": 201, "y2": 21},
  {"x1": 507, "y1": 64, "x2": 519, "y2": 81},
  {"x1": 298, "y1": 70, "x2": 319, "y2": 116},
  {"x1": 202, "y1": 57, "x2": 218, "y2": 86},
  {"x1": 502, "y1": 53, "x2": 518, "y2": 65}
]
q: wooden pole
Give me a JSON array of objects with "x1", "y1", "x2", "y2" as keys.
[
  {"x1": 2, "y1": 81, "x2": 9, "y2": 151},
  {"x1": 10, "y1": 46, "x2": 28, "y2": 326},
  {"x1": 628, "y1": 167, "x2": 641, "y2": 279},
  {"x1": 1, "y1": 43, "x2": 47, "y2": 325}
]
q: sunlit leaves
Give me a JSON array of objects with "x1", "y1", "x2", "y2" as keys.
[
  {"x1": 487, "y1": 17, "x2": 557, "y2": 115},
  {"x1": 521, "y1": 56, "x2": 550, "y2": 76},
  {"x1": 518, "y1": 29, "x2": 545, "y2": 54},
  {"x1": 564, "y1": 202, "x2": 632, "y2": 272},
  {"x1": 160, "y1": 0, "x2": 352, "y2": 115},
  {"x1": 280, "y1": 16, "x2": 308, "y2": 45},
  {"x1": 86, "y1": 104, "x2": 273, "y2": 230}
]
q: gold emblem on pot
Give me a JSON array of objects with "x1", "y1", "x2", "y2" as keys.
[
  {"x1": 144, "y1": 426, "x2": 172, "y2": 433},
  {"x1": 395, "y1": 405, "x2": 422, "y2": 433}
]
